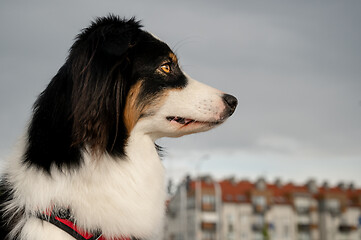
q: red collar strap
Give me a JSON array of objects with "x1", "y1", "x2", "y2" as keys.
[{"x1": 38, "y1": 208, "x2": 133, "y2": 240}]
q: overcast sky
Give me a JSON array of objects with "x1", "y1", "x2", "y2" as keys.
[{"x1": 1, "y1": 1, "x2": 360, "y2": 186}]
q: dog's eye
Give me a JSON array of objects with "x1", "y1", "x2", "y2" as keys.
[{"x1": 160, "y1": 64, "x2": 171, "y2": 74}]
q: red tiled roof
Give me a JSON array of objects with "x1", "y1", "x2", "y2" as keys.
[
  {"x1": 185, "y1": 178, "x2": 361, "y2": 206},
  {"x1": 188, "y1": 180, "x2": 216, "y2": 190},
  {"x1": 184, "y1": 179, "x2": 361, "y2": 206},
  {"x1": 219, "y1": 180, "x2": 253, "y2": 203}
]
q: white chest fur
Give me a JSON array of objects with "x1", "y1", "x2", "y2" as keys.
[{"x1": 7, "y1": 131, "x2": 166, "y2": 239}]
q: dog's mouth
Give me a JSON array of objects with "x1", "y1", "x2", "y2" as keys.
[
  {"x1": 166, "y1": 116, "x2": 221, "y2": 126},
  {"x1": 166, "y1": 116, "x2": 195, "y2": 126}
]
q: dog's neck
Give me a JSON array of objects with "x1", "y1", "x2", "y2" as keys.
[
  {"x1": 76, "y1": 131, "x2": 166, "y2": 238},
  {"x1": 8, "y1": 130, "x2": 166, "y2": 239}
]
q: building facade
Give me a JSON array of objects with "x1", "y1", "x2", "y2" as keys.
[{"x1": 164, "y1": 176, "x2": 361, "y2": 240}]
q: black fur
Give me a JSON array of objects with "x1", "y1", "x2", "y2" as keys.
[
  {"x1": 22, "y1": 15, "x2": 187, "y2": 172},
  {"x1": 0, "y1": 15, "x2": 189, "y2": 238},
  {"x1": 24, "y1": 16, "x2": 143, "y2": 172}
]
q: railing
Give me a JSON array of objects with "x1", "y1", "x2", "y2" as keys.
[
  {"x1": 201, "y1": 222, "x2": 217, "y2": 231},
  {"x1": 201, "y1": 203, "x2": 216, "y2": 212},
  {"x1": 252, "y1": 223, "x2": 264, "y2": 232},
  {"x1": 338, "y1": 224, "x2": 357, "y2": 232},
  {"x1": 296, "y1": 206, "x2": 311, "y2": 214},
  {"x1": 253, "y1": 204, "x2": 267, "y2": 214}
]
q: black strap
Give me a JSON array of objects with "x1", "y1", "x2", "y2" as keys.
[{"x1": 37, "y1": 210, "x2": 102, "y2": 240}]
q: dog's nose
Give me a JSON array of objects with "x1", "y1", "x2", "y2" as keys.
[{"x1": 222, "y1": 94, "x2": 238, "y2": 116}]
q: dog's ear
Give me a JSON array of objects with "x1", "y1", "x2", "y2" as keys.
[
  {"x1": 101, "y1": 18, "x2": 141, "y2": 57},
  {"x1": 102, "y1": 32, "x2": 137, "y2": 57},
  {"x1": 69, "y1": 17, "x2": 142, "y2": 155}
]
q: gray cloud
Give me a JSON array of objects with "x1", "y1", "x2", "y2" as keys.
[{"x1": 1, "y1": 1, "x2": 360, "y2": 183}]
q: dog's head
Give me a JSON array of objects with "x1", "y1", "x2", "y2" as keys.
[{"x1": 66, "y1": 15, "x2": 237, "y2": 155}]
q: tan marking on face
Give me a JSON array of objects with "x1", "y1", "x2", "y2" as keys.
[
  {"x1": 124, "y1": 82, "x2": 180, "y2": 133},
  {"x1": 169, "y1": 52, "x2": 178, "y2": 64},
  {"x1": 124, "y1": 81, "x2": 143, "y2": 133}
]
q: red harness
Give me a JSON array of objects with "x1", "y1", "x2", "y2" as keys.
[{"x1": 38, "y1": 209, "x2": 132, "y2": 240}]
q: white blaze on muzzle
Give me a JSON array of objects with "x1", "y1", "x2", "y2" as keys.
[
  {"x1": 160, "y1": 76, "x2": 226, "y2": 123},
  {"x1": 133, "y1": 72, "x2": 237, "y2": 139}
]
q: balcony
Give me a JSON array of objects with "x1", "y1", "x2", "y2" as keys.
[
  {"x1": 328, "y1": 207, "x2": 341, "y2": 216},
  {"x1": 338, "y1": 224, "x2": 357, "y2": 232},
  {"x1": 253, "y1": 204, "x2": 267, "y2": 214},
  {"x1": 298, "y1": 224, "x2": 311, "y2": 232},
  {"x1": 201, "y1": 222, "x2": 216, "y2": 231},
  {"x1": 298, "y1": 232, "x2": 312, "y2": 240},
  {"x1": 297, "y1": 215, "x2": 311, "y2": 224},
  {"x1": 252, "y1": 223, "x2": 264, "y2": 232},
  {"x1": 296, "y1": 206, "x2": 311, "y2": 215},
  {"x1": 321, "y1": 199, "x2": 341, "y2": 216},
  {"x1": 202, "y1": 203, "x2": 216, "y2": 212}
]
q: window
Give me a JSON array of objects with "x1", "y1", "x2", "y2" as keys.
[
  {"x1": 202, "y1": 194, "x2": 216, "y2": 211},
  {"x1": 283, "y1": 224, "x2": 289, "y2": 239},
  {"x1": 202, "y1": 231, "x2": 216, "y2": 240},
  {"x1": 175, "y1": 233, "x2": 183, "y2": 240},
  {"x1": 228, "y1": 223, "x2": 234, "y2": 232},
  {"x1": 240, "y1": 232, "x2": 248, "y2": 240},
  {"x1": 252, "y1": 196, "x2": 266, "y2": 206},
  {"x1": 326, "y1": 198, "x2": 340, "y2": 215},
  {"x1": 202, "y1": 195, "x2": 216, "y2": 204},
  {"x1": 187, "y1": 197, "x2": 195, "y2": 209},
  {"x1": 239, "y1": 214, "x2": 249, "y2": 240},
  {"x1": 202, "y1": 222, "x2": 216, "y2": 231},
  {"x1": 227, "y1": 214, "x2": 234, "y2": 233},
  {"x1": 253, "y1": 232, "x2": 263, "y2": 240},
  {"x1": 252, "y1": 196, "x2": 267, "y2": 213},
  {"x1": 295, "y1": 197, "x2": 311, "y2": 214},
  {"x1": 227, "y1": 232, "x2": 235, "y2": 240},
  {"x1": 239, "y1": 214, "x2": 248, "y2": 226},
  {"x1": 298, "y1": 232, "x2": 311, "y2": 240},
  {"x1": 237, "y1": 194, "x2": 246, "y2": 202},
  {"x1": 226, "y1": 194, "x2": 233, "y2": 201}
]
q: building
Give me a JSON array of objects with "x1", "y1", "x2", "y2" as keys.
[
  {"x1": 166, "y1": 176, "x2": 222, "y2": 240},
  {"x1": 164, "y1": 176, "x2": 361, "y2": 240}
]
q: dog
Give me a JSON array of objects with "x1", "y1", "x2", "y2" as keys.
[{"x1": 0, "y1": 15, "x2": 237, "y2": 240}]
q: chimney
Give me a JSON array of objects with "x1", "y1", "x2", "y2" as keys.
[
  {"x1": 227, "y1": 176, "x2": 237, "y2": 185},
  {"x1": 337, "y1": 182, "x2": 347, "y2": 191},
  {"x1": 185, "y1": 175, "x2": 191, "y2": 191},
  {"x1": 200, "y1": 175, "x2": 213, "y2": 184},
  {"x1": 322, "y1": 181, "x2": 329, "y2": 190},
  {"x1": 349, "y1": 182, "x2": 355, "y2": 191},
  {"x1": 274, "y1": 178, "x2": 282, "y2": 188},
  {"x1": 255, "y1": 177, "x2": 266, "y2": 191},
  {"x1": 306, "y1": 179, "x2": 318, "y2": 194}
]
